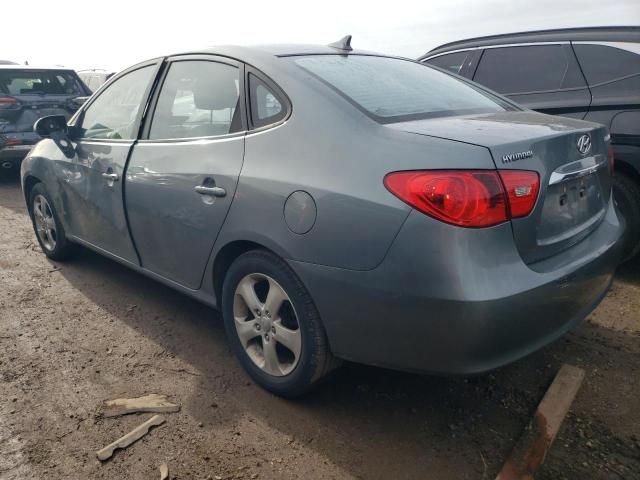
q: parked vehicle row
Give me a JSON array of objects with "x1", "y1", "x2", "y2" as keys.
[
  {"x1": 0, "y1": 66, "x2": 90, "y2": 170},
  {"x1": 77, "y1": 69, "x2": 115, "y2": 93},
  {"x1": 420, "y1": 26, "x2": 640, "y2": 259},
  {"x1": 21, "y1": 38, "x2": 623, "y2": 396}
]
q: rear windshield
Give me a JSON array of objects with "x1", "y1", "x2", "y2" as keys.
[
  {"x1": 0, "y1": 70, "x2": 84, "y2": 96},
  {"x1": 293, "y1": 55, "x2": 513, "y2": 123}
]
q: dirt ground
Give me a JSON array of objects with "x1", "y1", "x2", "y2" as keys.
[{"x1": 1, "y1": 169, "x2": 639, "y2": 480}]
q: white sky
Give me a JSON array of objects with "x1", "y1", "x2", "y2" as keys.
[{"x1": 2, "y1": 0, "x2": 638, "y2": 72}]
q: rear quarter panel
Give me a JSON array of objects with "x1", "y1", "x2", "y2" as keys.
[{"x1": 213, "y1": 64, "x2": 498, "y2": 271}]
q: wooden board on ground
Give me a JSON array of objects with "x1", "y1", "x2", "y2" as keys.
[
  {"x1": 96, "y1": 414, "x2": 166, "y2": 461},
  {"x1": 495, "y1": 364, "x2": 586, "y2": 480},
  {"x1": 102, "y1": 394, "x2": 180, "y2": 417}
]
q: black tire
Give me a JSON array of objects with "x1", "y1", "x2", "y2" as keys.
[
  {"x1": 613, "y1": 172, "x2": 640, "y2": 262},
  {"x1": 222, "y1": 249, "x2": 339, "y2": 397},
  {"x1": 28, "y1": 183, "x2": 76, "y2": 261}
]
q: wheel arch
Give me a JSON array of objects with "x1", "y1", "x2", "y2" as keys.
[
  {"x1": 23, "y1": 174, "x2": 43, "y2": 211},
  {"x1": 212, "y1": 240, "x2": 276, "y2": 306}
]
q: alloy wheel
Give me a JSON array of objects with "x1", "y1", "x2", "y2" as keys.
[
  {"x1": 33, "y1": 195, "x2": 57, "y2": 252},
  {"x1": 233, "y1": 273, "x2": 302, "y2": 376}
]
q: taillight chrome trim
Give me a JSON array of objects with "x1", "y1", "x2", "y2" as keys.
[{"x1": 548, "y1": 156, "x2": 607, "y2": 186}]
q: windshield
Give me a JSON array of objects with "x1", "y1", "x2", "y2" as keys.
[
  {"x1": 293, "y1": 55, "x2": 513, "y2": 123},
  {"x1": 0, "y1": 70, "x2": 84, "y2": 96}
]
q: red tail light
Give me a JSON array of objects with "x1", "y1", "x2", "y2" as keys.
[
  {"x1": 498, "y1": 170, "x2": 540, "y2": 218},
  {"x1": 0, "y1": 96, "x2": 19, "y2": 110},
  {"x1": 607, "y1": 144, "x2": 615, "y2": 175},
  {"x1": 384, "y1": 169, "x2": 540, "y2": 228}
]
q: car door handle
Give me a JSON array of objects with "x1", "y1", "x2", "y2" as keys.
[
  {"x1": 101, "y1": 172, "x2": 120, "y2": 182},
  {"x1": 194, "y1": 185, "x2": 226, "y2": 197}
]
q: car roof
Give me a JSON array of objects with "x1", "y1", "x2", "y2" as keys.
[
  {"x1": 161, "y1": 43, "x2": 394, "y2": 67},
  {"x1": 420, "y1": 26, "x2": 640, "y2": 60}
]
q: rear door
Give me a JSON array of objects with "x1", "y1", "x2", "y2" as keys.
[
  {"x1": 0, "y1": 69, "x2": 88, "y2": 134},
  {"x1": 125, "y1": 56, "x2": 246, "y2": 289},
  {"x1": 61, "y1": 60, "x2": 160, "y2": 263},
  {"x1": 472, "y1": 44, "x2": 591, "y2": 119},
  {"x1": 572, "y1": 42, "x2": 640, "y2": 132}
]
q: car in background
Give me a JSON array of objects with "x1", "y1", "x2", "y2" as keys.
[
  {"x1": 0, "y1": 66, "x2": 91, "y2": 170},
  {"x1": 420, "y1": 26, "x2": 640, "y2": 259},
  {"x1": 0, "y1": 60, "x2": 19, "y2": 65},
  {"x1": 77, "y1": 69, "x2": 115, "y2": 93},
  {"x1": 21, "y1": 41, "x2": 623, "y2": 396}
]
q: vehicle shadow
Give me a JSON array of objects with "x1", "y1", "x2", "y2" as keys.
[
  {"x1": 53, "y1": 245, "x2": 621, "y2": 480},
  {"x1": 0, "y1": 168, "x2": 26, "y2": 213}
]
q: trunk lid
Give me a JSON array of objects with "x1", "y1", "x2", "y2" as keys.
[{"x1": 388, "y1": 111, "x2": 611, "y2": 264}]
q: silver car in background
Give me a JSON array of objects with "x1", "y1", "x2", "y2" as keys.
[{"x1": 21, "y1": 40, "x2": 624, "y2": 396}]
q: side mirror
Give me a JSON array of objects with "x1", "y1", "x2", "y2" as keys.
[
  {"x1": 70, "y1": 96, "x2": 89, "y2": 109},
  {"x1": 34, "y1": 115, "x2": 75, "y2": 159},
  {"x1": 34, "y1": 115, "x2": 68, "y2": 138}
]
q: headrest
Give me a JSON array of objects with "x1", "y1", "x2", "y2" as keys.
[{"x1": 192, "y1": 74, "x2": 238, "y2": 111}]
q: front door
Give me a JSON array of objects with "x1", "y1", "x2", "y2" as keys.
[
  {"x1": 125, "y1": 57, "x2": 245, "y2": 289},
  {"x1": 62, "y1": 62, "x2": 159, "y2": 263}
]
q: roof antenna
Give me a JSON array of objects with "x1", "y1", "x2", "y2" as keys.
[{"x1": 328, "y1": 35, "x2": 353, "y2": 52}]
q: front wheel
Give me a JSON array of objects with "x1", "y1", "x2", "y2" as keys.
[
  {"x1": 29, "y1": 183, "x2": 75, "y2": 261},
  {"x1": 222, "y1": 250, "x2": 338, "y2": 397}
]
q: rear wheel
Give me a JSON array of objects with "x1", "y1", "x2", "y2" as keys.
[
  {"x1": 29, "y1": 183, "x2": 75, "y2": 261},
  {"x1": 613, "y1": 172, "x2": 640, "y2": 262},
  {"x1": 222, "y1": 250, "x2": 338, "y2": 397}
]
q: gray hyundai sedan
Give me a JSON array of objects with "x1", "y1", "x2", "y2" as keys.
[{"x1": 21, "y1": 39, "x2": 624, "y2": 396}]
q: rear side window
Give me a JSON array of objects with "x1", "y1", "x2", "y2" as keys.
[
  {"x1": 474, "y1": 45, "x2": 586, "y2": 94},
  {"x1": 248, "y1": 74, "x2": 286, "y2": 128},
  {"x1": 425, "y1": 51, "x2": 470, "y2": 74},
  {"x1": 573, "y1": 44, "x2": 640, "y2": 86},
  {"x1": 149, "y1": 60, "x2": 240, "y2": 140},
  {"x1": 0, "y1": 70, "x2": 84, "y2": 96},
  {"x1": 294, "y1": 55, "x2": 510, "y2": 123}
]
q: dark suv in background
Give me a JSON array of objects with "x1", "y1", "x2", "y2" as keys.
[
  {"x1": 421, "y1": 26, "x2": 640, "y2": 259},
  {"x1": 0, "y1": 66, "x2": 90, "y2": 171}
]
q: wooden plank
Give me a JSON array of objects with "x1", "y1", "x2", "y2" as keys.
[
  {"x1": 96, "y1": 415, "x2": 166, "y2": 461},
  {"x1": 102, "y1": 394, "x2": 180, "y2": 418},
  {"x1": 495, "y1": 364, "x2": 585, "y2": 480},
  {"x1": 160, "y1": 463, "x2": 169, "y2": 480}
]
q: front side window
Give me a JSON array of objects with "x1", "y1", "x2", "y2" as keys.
[
  {"x1": 248, "y1": 74, "x2": 286, "y2": 128},
  {"x1": 294, "y1": 55, "x2": 510, "y2": 123},
  {"x1": 79, "y1": 65, "x2": 155, "y2": 140},
  {"x1": 425, "y1": 51, "x2": 470, "y2": 75},
  {"x1": 149, "y1": 60, "x2": 240, "y2": 140},
  {"x1": 474, "y1": 45, "x2": 586, "y2": 94}
]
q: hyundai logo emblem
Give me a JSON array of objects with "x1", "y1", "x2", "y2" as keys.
[{"x1": 577, "y1": 134, "x2": 592, "y2": 156}]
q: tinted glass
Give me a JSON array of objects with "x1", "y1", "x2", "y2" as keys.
[
  {"x1": 474, "y1": 45, "x2": 585, "y2": 94},
  {"x1": 149, "y1": 61, "x2": 240, "y2": 139},
  {"x1": 573, "y1": 44, "x2": 640, "y2": 85},
  {"x1": 425, "y1": 51, "x2": 470, "y2": 74},
  {"x1": 294, "y1": 55, "x2": 509, "y2": 123},
  {"x1": 249, "y1": 74, "x2": 286, "y2": 128},
  {"x1": 80, "y1": 65, "x2": 154, "y2": 140},
  {"x1": 0, "y1": 70, "x2": 84, "y2": 95}
]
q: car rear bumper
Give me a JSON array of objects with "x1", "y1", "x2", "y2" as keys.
[
  {"x1": 0, "y1": 132, "x2": 38, "y2": 167},
  {"x1": 289, "y1": 196, "x2": 624, "y2": 375}
]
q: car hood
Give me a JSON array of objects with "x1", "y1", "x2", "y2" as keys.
[{"x1": 386, "y1": 111, "x2": 600, "y2": 148}]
